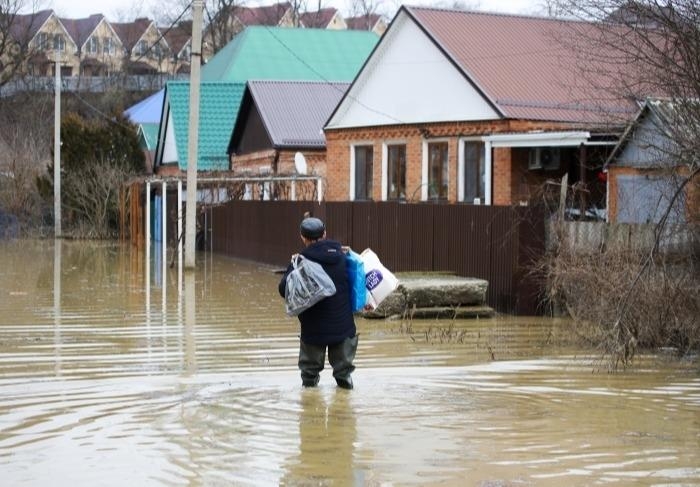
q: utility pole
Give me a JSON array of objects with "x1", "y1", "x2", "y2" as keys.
[
  {"x1": 185, "y1": 0, "x2": 203, "y2": 268},
  {"x1": 54, "y1": 49, "x2": 61, "y2": 238}
]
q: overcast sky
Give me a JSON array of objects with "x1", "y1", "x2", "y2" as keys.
[{"x1": 42, "y1": 0, "x2": 546, "y2": 22}]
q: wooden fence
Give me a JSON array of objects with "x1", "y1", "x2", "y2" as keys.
[{"x1": 209, "y1": 201, "x2": 547, "y2": 315}]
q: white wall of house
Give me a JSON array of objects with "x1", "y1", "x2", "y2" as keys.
[
  {"x1": 161, "y1": 109, "x2": 179, "y2": 164},
  {"x1": 326, "y1": 10, "x2": 499, "y2": 129}
]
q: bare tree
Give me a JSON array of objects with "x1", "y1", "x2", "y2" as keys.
[
  {"x1": 62, "y1": 158, "x2": 135, "y2": 238},
  {"x1": 540, "y1": 0, "x2": 700, "y2": 366},
  {"x1": 202, "y1": 0, "x2": 248, "y2": 54},
  {"x1": 0, "y1": 93, "x2": 53, "y2": 233},
  {"x1": 347, "y1": 0, "x2": 382, "y2": 29},
  {"x1": 0, "y1": 0, "x2": 49, "y2": 87}
]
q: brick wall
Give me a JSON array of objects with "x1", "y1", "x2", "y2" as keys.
[
  {"x1": 231, "y1": 149, "x2": 327, "y2": 177},
  {"x1": 325, "y1": 119, "x2": 578, "y2": 204}
]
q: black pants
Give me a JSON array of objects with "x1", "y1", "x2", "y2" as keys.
[{"x1": 298, "y1": 335, "x2": 358, "y2": 388}]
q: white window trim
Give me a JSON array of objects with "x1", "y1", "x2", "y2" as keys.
[
  {"x1": 422, "y1": 138, "x2": 449, "y2": 202},
  {"x1": 349, "y1": 144, "x2": 356, "y2": 201},
  {"x1": 349, "y1": 142, "x2": 373, "y2": 201},
  {"x1": 484, "y1": 141, "x2": 492, "y2": 205},
  {"x1": 458, "y1": 136, "x2": 491, "y2": 205},
  {"x1": 381, "y1": 140, "x2": 406, "y2": 201}
]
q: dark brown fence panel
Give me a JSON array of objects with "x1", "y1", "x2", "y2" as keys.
[
  {"x1": 486, "y1": 206, "x2": 518, "y2": 312},
  {"x1": 407, "y1": 204, "x2": 435, "y2": 272},
  {"x1": 210, "y1": 200, "x2": 546, "y2": 314},
  {"x1": 325, "y1": 202, "x2": 353, "y2": 245},
  {"x1": 514, "y1": 206, "x2": 547, "y2": 314}
]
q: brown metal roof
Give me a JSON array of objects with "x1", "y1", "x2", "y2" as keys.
[{"x1": 406, "y1": 6, "x2": 641, "y2": 123}]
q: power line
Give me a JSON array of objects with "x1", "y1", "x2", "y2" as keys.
[{"x1": 262, "y1": 25, "x2": 406, "y2": 125}]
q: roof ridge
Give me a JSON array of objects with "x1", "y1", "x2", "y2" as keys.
[
  {"x1": 405, "y1": 4, "x2": 589, "y2": 24},
  {"x1": 249, "y1": 79, "x2": 349, "y2": 85}
]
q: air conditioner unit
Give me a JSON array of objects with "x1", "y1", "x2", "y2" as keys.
[{"x1": 528, "y1": 147, "x2": 561, "y2": 170}]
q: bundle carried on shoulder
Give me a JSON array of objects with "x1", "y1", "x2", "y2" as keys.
[{"x1": 285, "y1": 255, "x2": 336, "y2": 316}]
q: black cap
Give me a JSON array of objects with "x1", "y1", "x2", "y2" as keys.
[{"x1": 300, "y1": 217, "x2": 325, "y2": 239}]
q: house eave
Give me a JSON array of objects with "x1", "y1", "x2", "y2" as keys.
[{"x1": 485, "y1": 131, "x2": 591, "y2": 148}]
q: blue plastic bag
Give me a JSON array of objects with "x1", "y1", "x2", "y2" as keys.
[{"x1": 345, "y1": 249, "x2": 367, "y2": 313}]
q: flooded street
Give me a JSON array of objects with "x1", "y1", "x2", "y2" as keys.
[{"x1": 0, "y1": 240, "x2": 698, "y2": 486}]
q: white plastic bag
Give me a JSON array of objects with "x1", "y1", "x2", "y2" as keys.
[
  {"x1": 360, "y1": 249, "x2": 399, "y2": 309},
  {"x1": 285, "y1": 255, "x2": 337, "y2": 316}
]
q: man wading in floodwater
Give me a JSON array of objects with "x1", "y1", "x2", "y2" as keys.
[{"x1": 278, "y1": 217, "x2": 358, "y2": 389}]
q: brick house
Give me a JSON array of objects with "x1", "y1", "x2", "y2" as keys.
[
  {"x1": 324, "y1": 6, "x2": 635, "y2": 209},
  {"x1": 604, "y1": 98, "x2": 700, "y2": 224}
]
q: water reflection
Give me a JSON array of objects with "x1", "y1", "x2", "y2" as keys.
[
  {"x1": 282, "y1": 389, "x2": 360, "y2": 485},
  {"x1": 0, "y1": 239, "x2": 698, "y2": 486}
]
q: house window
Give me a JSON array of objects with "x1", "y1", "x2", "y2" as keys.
[
  {"x1": 87, "y1": 36, "x2": 99, "y2": 54},
  {"x1": 151, "y1": 42, "x2": 163, "y2": 59},
  {"x1": 103, "y1": 37, "x2": 114, "y2": 55},
  {"x1": 428, "y1": 141, "x2": 448, "y2": 200},
  {"x1": 38, "y1": 32, "x2": 50, "y2": 50},
  {"x1": 135, "y1": 40, "x2": 148, "y2": 56},
  {"x1": 387, "y1": 144, "x2": 406, "y2": 200},
  {"x1": 464, "y1": 141, "x2": 485, "y2": 204},
  {"x1": 354, "y1": 145, "x2": 373, "y2": 200},
  {"x1": 53, "y1": 34, "x2": 65, "y2": 51}
]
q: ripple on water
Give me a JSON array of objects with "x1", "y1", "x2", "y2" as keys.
[{"x1": 0, "y1": 240, "x2": 698, "y2": 486}]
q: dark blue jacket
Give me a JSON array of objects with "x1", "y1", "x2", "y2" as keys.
[{"x1": 278, "y1": 239, "x2": 356, "y2": 345}]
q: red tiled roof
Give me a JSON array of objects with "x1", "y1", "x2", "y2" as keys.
[
  {"x1": 163, "y1": 21, "x2": 191, "y2": 55},
  {"x1": 112, "y1": 17, "x2": 152, "y2": 50},
  {"x1": 59, "y1": 14, "x2": 103, "y2": 48},
  {"x1": 406, "y1": 6, "x2": 643, "y2": 123},
  {"x1": 345, "y1": 13, "x2": 381, "y2": 30},
  {"x1": 9, "y1": 9, "x2": 53, "y2": 44},
  {"x1": 300, "y1": 8, "x2": 338, "y2": 28},
  {"x1": 236, "y1": 2, "x2": 291, "y2": 26}
]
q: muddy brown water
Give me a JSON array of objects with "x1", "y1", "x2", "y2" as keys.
[{"x1": 0, "y1": 240, "x2": 698, "y2": 486}]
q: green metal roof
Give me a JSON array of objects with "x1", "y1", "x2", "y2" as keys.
[
  {"x1": 202, "y1": 26, "x2": 379, "y2": 82},
  {"x1": 165, "y1": 81, "x2": 246, "y2": 171},
  {"x1": 138, "y1": 123, "x2": 159, "y2": 151}
]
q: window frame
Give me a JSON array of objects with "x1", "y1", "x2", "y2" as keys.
[
  {"x1": 422, "y1": 139, "x2": 450, "y2": 201},
  {"x1": 86, "y1": 36, "x2": 99, "y2": 54},
  {"x1": 102, "y1": 37, "x2": 114, "y2": 55},
  {"x1": 53, "y1": 34, "x2": 66, "y2": 52},
  {"x1": 459, "y1": 138, "x2": 487, "y2": 204},
  {"x1": 350, "y1": 143, "x2": 374, "y2": 201},
  {"x1": 458, "y1": 136, "x2": 493, "y2": 205},
  {"x1": 382, "y1": 141, "x2": 407, "y2": 201}
]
